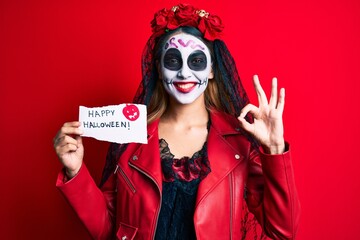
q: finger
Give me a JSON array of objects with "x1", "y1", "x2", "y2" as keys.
[
  {"x1": 75, "y1": 135, "x2": 83, "y2": 147},
  {"x1": 59, "y1": 124, "x2": 83, "y2": 137},
  {"x1": 277, "y1": 88, "x2": 285, "y2": 112},
  {"x1": 239, "y1": 104, "x2": 259, "y2": 119},
  {"x1": 56, "y1": 143, "x2": 79, "y2": 156},
  {"x1": 54, "y1": 121, "x2": 82, "y2": 140},
  {"x1": 238, "y1": 116, "x2": 255, "y2": 135},
  {"x1": 55, "y1": 135, "x2": 78, "y2": 148},
  {"x1": 253, "y1": 75, "x2": 268, "y2": 106},
  {"x1": 54, "y1": 130, "x2": 79, "y2": 147},
  {"x1": 269, "y1": 77, "x2": 278, "y2": 108},
  {"x1": 63, "y1": 121, "x2": 81, "y2": 127}
]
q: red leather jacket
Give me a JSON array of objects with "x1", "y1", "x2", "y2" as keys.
[{"x1": 57, "y1": 110, "x2": 300, "y2": 240}]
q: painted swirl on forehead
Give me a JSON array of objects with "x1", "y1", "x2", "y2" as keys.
[
  {"x1": 164, "y1": 37, "x2": 205, "y2": 50},
  {"x1": 178, "y1": 39, "x2": 205, "y2": 50},
  {"x1": 163, "y1": 37, "x2": 178, "y2": 49}
]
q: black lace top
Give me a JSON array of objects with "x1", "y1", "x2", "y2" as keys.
[{"x1": 154, "y1": 139, "x2": 211, "y2": 240}]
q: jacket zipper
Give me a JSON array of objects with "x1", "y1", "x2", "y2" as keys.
[
  {"x1": 114, "y1": 165, "x2": 136, "y2": 193},
  {"x1": 128, "y1": 162, "x2": 162, "y2": 240}
]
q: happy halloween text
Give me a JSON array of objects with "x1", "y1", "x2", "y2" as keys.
[{"x1": 82, "y1": 109, "x2": 130, "y2": 129}]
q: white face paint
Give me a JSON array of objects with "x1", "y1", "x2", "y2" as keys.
[{"x1": 160, "y1": 33, "x2": 212, "y2": 104}]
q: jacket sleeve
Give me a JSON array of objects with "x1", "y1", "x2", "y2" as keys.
[
  {"x1": 56, "y1": 163, "x2": 117, "y2": 240},
  {"x1": 245, "y1": 143, "x2": 301, "y2": 239}
]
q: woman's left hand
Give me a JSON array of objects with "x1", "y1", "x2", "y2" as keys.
[{"x1": 238, "y1": 75, "x2": 285, "y2": 154}]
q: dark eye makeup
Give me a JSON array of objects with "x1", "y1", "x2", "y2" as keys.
[
  {"x1": 164, "y1": 48, "x2": 182, "y2": 71},
  {"x1": 163, "y1": 49, "x2": 208, "y2": 71},
  {"x1": 188, "y1": 50, "x2": 207, "y2": 71}
]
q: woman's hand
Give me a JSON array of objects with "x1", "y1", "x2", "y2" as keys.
[
  {"x1": 53, "y1": 121, "x2": 84, "y2": 178},
  {"x1": 238, "y1": 75, "x2": 285, "y2": 154}
]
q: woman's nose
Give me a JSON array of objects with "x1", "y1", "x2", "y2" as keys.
[{"x1": 177, "y1": 64, "x2": 192, "y2": 79}]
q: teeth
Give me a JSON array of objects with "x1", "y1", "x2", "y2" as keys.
[{"x1": 175, "y1": 83, "x2": 195, "y2": 89}]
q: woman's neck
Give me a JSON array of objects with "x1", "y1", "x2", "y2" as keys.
[
  {"x1": 158, "y1": 94, "x2": 209, "y2": 158},
  {"x1": 161, "y1": 94, "x2": 209, "y2": 126}
]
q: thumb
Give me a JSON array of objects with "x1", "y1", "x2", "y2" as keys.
[{"x1": 75, "y1": 136, "x2": 83, "y2": 148}]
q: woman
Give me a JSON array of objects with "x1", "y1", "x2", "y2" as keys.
[{"x1": 54, "y1": 4, "x2": 300, "y2": 240}]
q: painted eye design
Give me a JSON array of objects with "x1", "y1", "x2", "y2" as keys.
[
  {"x1": 191, "y1": 58, "x2": 205, "y2": 65},
  {"x1": 188, "y1": 51, "x2": 207, "y2": 71},
  {"x1": 191, "y1": 58, "x2": 205, "y2": 64},
  {"x1": 169, "y1": 58, "x2": 181, "y2": 64},
  {"x1": 164, "y1": 49, "x2": 182, "y2": 71},
  {"x1": 163, "y1": 49, "x2": 208, "y2": 71}
]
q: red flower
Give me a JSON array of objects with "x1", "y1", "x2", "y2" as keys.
[
  {"x1": 198, "y1": 15, "x2": 224, "y2": 41},
  {"x1": 166, "y1": 10, "x2": 179, "y2": 30},
  {"x1": 175, "y1": 4, "x2": 199, "y2": 27},
  {"x1": 151, "y1": 8, "x2": 169, "y2": 33},
  {"x1": 150, "y1": 4, "x2": 224, "y2": 41}
]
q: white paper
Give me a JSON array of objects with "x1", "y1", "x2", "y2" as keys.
[{"x1": 79, "y1": 104, "x2": 147, "y2": 144}]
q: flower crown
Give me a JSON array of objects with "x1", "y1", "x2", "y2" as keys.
[{"x1": 150, "y1": 4, "x2": 224, "y2": 41}]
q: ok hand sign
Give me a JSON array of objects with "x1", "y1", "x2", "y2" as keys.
[{"x1": 238, "y1": 75, "x2": 286, "y2": 154}]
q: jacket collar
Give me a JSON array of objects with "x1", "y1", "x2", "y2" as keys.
[
  {"x1": 128, "y1": 110, "x2": 245, "y2": 198},
  {"x1": 196, "y1": 110, "x2": 245, "y2": 207},
  {"x1": 208, "y1": 109, "x2": 242, "y2": 136}
]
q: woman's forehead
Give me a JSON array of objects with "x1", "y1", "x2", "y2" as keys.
[{"x1": 163, "y1": 33, "x2": 207, "y2": 52}]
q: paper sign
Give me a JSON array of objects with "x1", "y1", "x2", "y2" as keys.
[{"x1": 79, "y1": 104, "x2": 147, "y2": 144}]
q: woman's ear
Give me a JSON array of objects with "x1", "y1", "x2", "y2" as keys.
[{"x1": 208, "y1": 67, "x2": 214, "y2": 79}]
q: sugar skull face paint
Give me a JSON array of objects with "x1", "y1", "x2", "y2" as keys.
[{"x1": 160, "y1": 33, "x2": 213, "y2": 104}]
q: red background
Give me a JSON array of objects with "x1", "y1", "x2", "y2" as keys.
[{"x1": 1, "y1": 0, "x2": 359, "y2": 239}]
